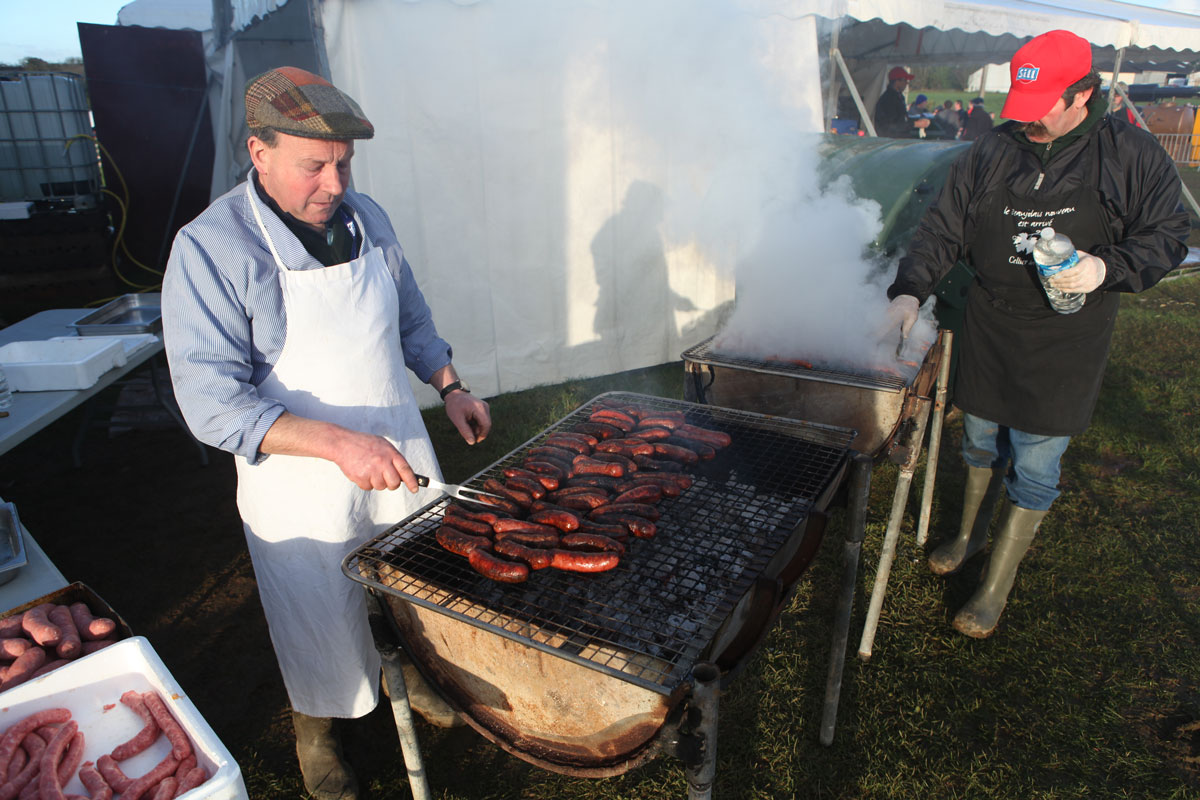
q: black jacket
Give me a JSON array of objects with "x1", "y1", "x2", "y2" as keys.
[
  {"x1": 889, "y1": 115, "x2": 1188, "y2": 304},
  {"x1": 873, "y1": 87, "x2": 914, "y2": 138},
  {"x1": 961, "y1": 106, "x2": 993, "y2": 140}
]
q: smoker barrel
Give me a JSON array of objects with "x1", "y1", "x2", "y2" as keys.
[{"x1": 344, "y1": 392, "x2": 854, "y2": 776}]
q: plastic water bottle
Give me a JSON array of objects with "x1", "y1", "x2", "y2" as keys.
[
  {"x1": 0, "y1": 366, "x2": 11, "y2": 417},
  {"x1": 1032, "y1": 227, "x2": 1084, "y2": 314}
]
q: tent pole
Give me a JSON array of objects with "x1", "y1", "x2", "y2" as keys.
[
  {"x1": 1108, "y1": 47, "x2": 1126, "y2": 112},
  {"x1": 824, "y1": 20, "x2": 843, "y2": 133},
  {"x1": 832, "y1": 49, "x2": 876, "y2": 137},
  {"x1": 978, "y1": 65, "x2": 989, "y2": 100}
]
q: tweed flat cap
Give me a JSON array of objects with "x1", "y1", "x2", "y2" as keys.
[{"x1": 245, "y1": 66, "x2": 374, "y2": 140}]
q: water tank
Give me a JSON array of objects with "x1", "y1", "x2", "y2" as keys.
[{"x1": 0, "y1": 73, "x2": 102, "y2": 206}]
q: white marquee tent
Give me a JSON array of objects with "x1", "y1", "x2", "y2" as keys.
[{"x1": 115, "y1": 0, "x2": 1200, "y2": 404}]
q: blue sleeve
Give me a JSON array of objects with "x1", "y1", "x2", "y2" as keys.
[{"x1": 161, "y1": 225, "x2": 285, "y2": 463}]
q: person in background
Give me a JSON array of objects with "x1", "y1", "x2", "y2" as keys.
[
  {"x1": 936, "y1": 99, "x2": 964, "y2": 138},
  {"x1": 961, "y1": 96, "x2": 994, "y2": 140},
  {"x1": 908, "y1": 93, "x2": 931, "y2": 116},
  {"x1": 873, "y1": 66, "x2": 931, "y2": 138},
  {"x1": 162, "y1": 67, "x2": 492, "y2": 800},
  {"x1": 1110, "y1": 83, "x2": 1139, "y2": 126},
  {"x1": 881, "y1": 31, "x2": 1187, "y2": 639}
]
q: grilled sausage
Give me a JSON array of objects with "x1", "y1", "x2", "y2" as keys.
[
  {"x1": 577, "y1": 520, "x2": 630, "y2": 541},
  {"x1": 470, "y1": 491, "x2": 524, "y2": 517},
  {"x1": 525, "y1": 454, "x2": 575, "y2": 478},
  {"x1": 505, "y1": 474, "x2": 547, "y2": 500},
  {"x1": 503, "y1": 466, "x2": 560, "y2": 491},
  {"x1": 542, "y1": 435, "x2": 591, "y2": 455},
  {"x1": 633, "y1": 454, "x2": 683, "y2": 472},
  {"x1": 522, "y1": 459, "x2": 568, "y2": 482},
  {"x1": 468, "y1": 549, "x2": 530, "y2": 583},
  {"x1": 436, "y1": 526, "x2": 492, "y2": 557},
  {"x1": 493, "y1": 530, "x2": 561, "y2": 548},
  {"x1": 589, "y1": 502, "x2": 661, "y2": 521},
  {"x1": 445, "y1": 504, "x2": 506, "y2": 525},
  {"x1": 651, "y1": 442, "x2": 700, "y2": 465},
  {"x1": 492, "y1": 519, "x2": 560, "y2": 536},
  {"x1": 611, "y1": 485, "x2": 663, "y2": 505},
  {"x1": 546, "y1": 485, "x2": 612, "y2": 498},
  {"x1": 527, "y1": 508, "x2": 582, "y2": 532},
  {"x1": 484, "y1": 478, "x2": 533, "y2": 508},
  {"x1": 593, "y1": 439, "x2": 655, "y2": 458},
  {"x1": 665, "y1": 435, "x2": 716, "y2": 460},
  {"x1": 677, "y1": 424, "x2": 732, "y2": 448},
  {"x1": 563, "y1": 475, "x2": 623, "y2": 491},
  {"x1": 616, "y1": 476, "x2": 683, "y2": 497},
  {"x1": 588, "y1": 409, "x2": 636, "y2": 431},
  {"x1": 547, "y1": 431, "x2": 598, "y2": 447},
  {"x1": 636, "y1": 414, "x2": 685, "y2": 430},
  {"x1": 544, "y1": 489, "x2": 609, "y2": 509},
  {"x1": 627, "y1": 426, "x2": 672, "y2": 441},
  {"x1": 572, "y1": 421, "x2": 622, "y2": 440},
  {"x1": 571, "y1": 456, "x2": 624, "y2": 478},
  {"x1": 589, "y1": 512, "x2": 658, "y2": 538},
  {"x1": 550, "y1": 549, "x2": 621, "y2": 573},
  {"x1": 440, "y1": 514, "x2": 493, "y2": 537},
  {"x1": 492, "y1": 539, "x2": 554, "y2": 570},
  {"x1": 560, "y1": 532, "x2": 625, "y2": 555},
  {"x1": 586, "y1": 451, "x2": 638, "y2": 473},
  {"x1": 528, "y1": 446, "x2": 579, "y2": 464}
]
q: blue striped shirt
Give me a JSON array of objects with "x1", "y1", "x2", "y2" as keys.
[{"x1": 162, "y1": 175, "x2": 452, "y2": 463}]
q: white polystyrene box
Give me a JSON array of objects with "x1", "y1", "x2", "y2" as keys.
[
  {"x1": 0, "y1": 338, "x2": 127, "y2": 391},
  {"x1": 0, "y1": 636, "x2": 248, "y2": 800}
]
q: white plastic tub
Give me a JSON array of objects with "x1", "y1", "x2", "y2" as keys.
[
  {"x1": 0, "y1": 636, "x2": 248, "y2": 799},
  {"x1": 0, "y1": 338, "x2": 127, "y2": 391}
]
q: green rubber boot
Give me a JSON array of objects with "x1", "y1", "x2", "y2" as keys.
[
  {"x1": 292, "y1": 712, "x2": 359, "y2": 800},
  {"x1": 953, "y1": 502, "x2": 1047, "y2": 639},
  {"x1": 928, "y1": 465, "x2": 1005, "y2": 576}
]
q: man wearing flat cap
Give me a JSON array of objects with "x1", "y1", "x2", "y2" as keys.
[
  {"x1": 882, "y1": 31, "x2": 1188, "y2": 638},
  {"x1": 874, "y1": 65, "x2": 931, "y2": 138},
  {"x1": 163, "y1": 67, "x2": 491, "y2": 799}
]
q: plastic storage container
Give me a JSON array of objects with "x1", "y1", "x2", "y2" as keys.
[
  {"x1": 0, "y1": 338, "x2": 127, "y2": 391},
  {"x1": 0, "y1": 73, "x2": 101, "y2": 204},
  {"x1": 0, "y1": 636, "x2": 249, "y2": 799}
]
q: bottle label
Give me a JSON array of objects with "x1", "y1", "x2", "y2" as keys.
[{"x1": 1036, "y1": 250, "x2": 1079, "y2": 278}]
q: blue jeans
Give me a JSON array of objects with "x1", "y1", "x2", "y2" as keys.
[{"x1": 961, "y1": 413, "x2": 1071, "y2": 511}]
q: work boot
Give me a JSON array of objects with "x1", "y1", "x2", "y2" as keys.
[
  {"x1": 292, "y1": 712, "x2": 358, "y2": 800},
  {"x1": 928, "y1": 465, "x2": 1006, "y2": 575},
  {"x1": 952, "y1": 501, "x2": 1048, "y2": 638},
  {"x1": 382, "y1": 651, "x2": 464, "y2": 728}
]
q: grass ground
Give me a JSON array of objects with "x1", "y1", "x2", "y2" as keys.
[{"x1": 397, "y1": 271, "x2": 1200, "y2": 800}]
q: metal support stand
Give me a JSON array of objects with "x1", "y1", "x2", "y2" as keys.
[
  {"x1": 915, "y1": 332, "x2": 953, "y2": 547},
  {"x1": 820, "y1": 452, "x2": 873, "y2": 745},
  {"x1": 364, "y1": 589, "x2": 433, "y2": 800},
  {"x1": 686, "y1": 662, "x2": 720, "y2": 800},
  {"x1": 857, "y1": 390, "x2": 934, "y2": 661}
]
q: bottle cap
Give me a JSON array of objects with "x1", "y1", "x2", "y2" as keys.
[{"x1": 1040, "y1": 227, "x2": 1055, "y2": 239}]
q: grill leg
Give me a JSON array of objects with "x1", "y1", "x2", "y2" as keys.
[
  {"x1": 916, "y1": 331, "x2": 953, "y2": 547},
  {"x1": 858, "y1": 398, "x2": 932, "y2": 661},
  {"x1": 820, "y1": 452, "x2": 872, "y2": 746},
  {"x1": 364, "y1": 589, "x2": 433, "y2": 800},
  {"x1": 686, "y1": 662, "x2": 720, "y2": 800}
]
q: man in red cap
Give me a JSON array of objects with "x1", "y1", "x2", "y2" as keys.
[
  {"x1": 873, "y1": 65, "x2": 932, "y2": 138},
  {"x1": 881, "y1": 31, "x2": 1188, "y2": 638}
]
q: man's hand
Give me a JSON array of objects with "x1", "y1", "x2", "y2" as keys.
[
  {"x1": 914, "y1": 118, "x2": 931, "y2": 129},
  {"x1": 1049, "y1": 250, "x2": 1106, "y2": 294},
  {"x1": 331, "y1": 429, "x2": 419, "y2": 492},
  {"x1": 877, "y1": 295, "x2": 920, "y2": 340},
  {"x1": 445, "y1": 391, "x2": 491, "y2": 445}
]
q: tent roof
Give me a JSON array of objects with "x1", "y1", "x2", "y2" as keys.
[{"x1": 807, "y1": 0, "x2": 1200, "y2": 70}]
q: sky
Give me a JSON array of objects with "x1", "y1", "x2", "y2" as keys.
[{"x1": 1, "y1": 0, "x2": 1199, "y2": 66}]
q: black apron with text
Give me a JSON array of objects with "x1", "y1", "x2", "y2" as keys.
[{"x1": 955, "y1": 162, "x2": 1119, "y2": 436}]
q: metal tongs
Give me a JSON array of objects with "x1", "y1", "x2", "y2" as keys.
[{"x1": 415, "y1": 474, "x2": 502, "y2": 503}]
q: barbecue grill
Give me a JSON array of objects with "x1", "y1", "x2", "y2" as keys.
[
  {"x1": 681, "y1": 330, "x2": 955, "y2": 669},
  {"x1": 344, "y1": 392, "x2": 862, "y2": 790}
]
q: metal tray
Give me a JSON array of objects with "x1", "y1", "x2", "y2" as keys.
[
  {"x1": 71, "y1": 293, "x2": 162, "y2": 336},
  {"x1": 0, "y1": 502, "x2": 28, "y2": 587}
]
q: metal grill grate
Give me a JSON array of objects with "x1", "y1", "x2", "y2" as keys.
[
  {"x1": 681, "y1": 336, "x2": 909, "y2": 392},
  {"x1": 344, "y1": 392, "x2": 853, "y2": 695}
]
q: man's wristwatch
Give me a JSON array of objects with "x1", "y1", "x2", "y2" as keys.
[{"x1": 439, "y1": 379, "x2": 470, "y2": 401}]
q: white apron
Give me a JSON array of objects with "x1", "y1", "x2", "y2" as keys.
[{"x1": 236, "y1": 181, "x2": 440, "y2": 718}]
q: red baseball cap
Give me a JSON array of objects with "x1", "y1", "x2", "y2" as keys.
[
  {"x1": 1001, "y1": 30, "x2": 1092, "y2": 122},
  {"x1": 888, "y1": 66, "x2": 915, "y2": 82}
]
